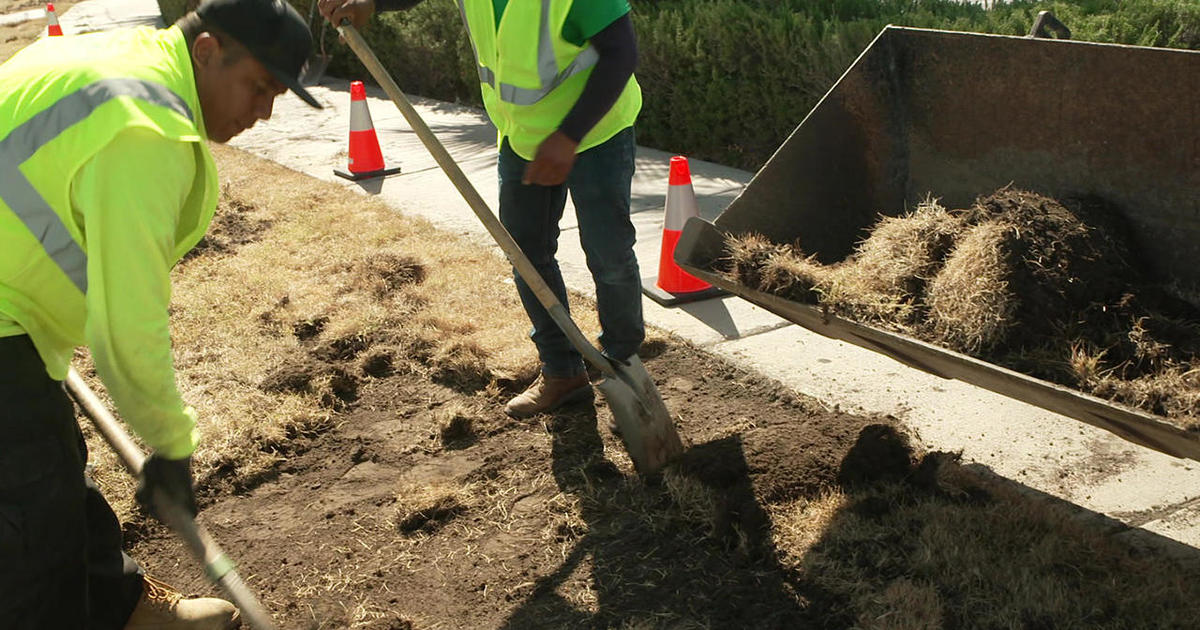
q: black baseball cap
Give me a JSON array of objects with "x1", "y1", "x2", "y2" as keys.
[{"x1": 195, "y1": 0, "x2": 322, "y2": 108}]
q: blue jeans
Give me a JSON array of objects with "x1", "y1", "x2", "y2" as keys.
[{"x1": 498, "y1": 127, "x2": 644, "y2": 378}]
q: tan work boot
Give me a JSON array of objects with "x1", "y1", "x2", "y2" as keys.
[
  {"x1": 123, "y1": 575, "x2": 240, "y2": 630},
  {"x1": 504, "y1": 372, "x2": 593, "y2": 418}
]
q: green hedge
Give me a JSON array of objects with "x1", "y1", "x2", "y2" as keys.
[{"x1": 174, "y1": 0, "x2": 1200, "y2": 170}]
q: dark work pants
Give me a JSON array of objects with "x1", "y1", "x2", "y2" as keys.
[
  {"x1": 498, "y1": 127, "x2": 645, "y2": 378},
  {"x1": 0, "y1": 335, "x2": 143, "y2": 629}
]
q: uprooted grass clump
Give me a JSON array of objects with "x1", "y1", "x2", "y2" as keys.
[{"x1": 720, "y1": 188, "x2": 1200, "y2": 427}]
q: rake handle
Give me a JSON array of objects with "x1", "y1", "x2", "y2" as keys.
[
  {"x1": 65, "y1": 368, "x2": 278, "y2": 630},
  {"x1": 336, "y1": 22, "x2": 616, "y2": 379}
]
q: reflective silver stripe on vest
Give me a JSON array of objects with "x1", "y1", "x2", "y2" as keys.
[
  {"x1": 0, "y1": 78, "x2": 192, "y2": 294},
  {"x1": 457, "y1": 0, "x2": 600, "y2": 106}
]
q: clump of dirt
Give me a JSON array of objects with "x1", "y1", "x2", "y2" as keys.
[
  {"x1": 349, "y1": 253, "x2": 427, "y2": 298},
  {"x1": 322, "y1": 367, "x2": 361, "y2": 408},
  {"x1": 291, "y1": 315, "x2": 327, "y2": 341},
  {"x1": 184, "y1": 191, "x2": 273, "y2": 259},
  {"x1": 836, "y1": 423, "x2": 918, "y2": 488},
  {"x1": 313, "y1": 331, "x2": 372, "y2": 362},
  {"x1": 720, "y1": 188, "x2": 1200, "y2": 427},
  {"x1": 258, "y1": 356, "x2": 323, "y2": 394},
  {"x1": 952, "y1": 189, "x2": 1136, "y2": 342},
  {"x1": 426, "y1": 339, "x2": 493, "y2": 392},
  {"x1": 259, "y1": 356, "x2": 360, "y2": 409},
  {"x1": 360, "y1": 348, "x2": 396, "y2": 377},
  {"x1": 436, "y1": 409, "x2": 477, "y2": 447},
  {"x1": 396, "y1": 495, "x2": 466, "y2": 534}
]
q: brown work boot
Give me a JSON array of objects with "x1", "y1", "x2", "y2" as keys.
[
  {"x1": 504, "y1": 372, "x2": 593, "y2": 418},
  {"x1": 123, "y1": 575, "x2": 240, "y2": 630}
]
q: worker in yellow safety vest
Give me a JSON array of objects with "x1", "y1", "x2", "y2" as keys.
[
  {"x1": 0, "y1": 0, "x2": 319, "y2": 627},
  {"x1": 320, "y1": 0, "x2": 643, "y2": 419}
]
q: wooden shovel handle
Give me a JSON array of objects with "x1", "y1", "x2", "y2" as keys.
[{"x1": 65, "y1": 368, "x2": 279, "y2": 630}]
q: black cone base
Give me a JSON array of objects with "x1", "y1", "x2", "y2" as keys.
[
  {"x1": 334, "y1": 165, "x2": 402, "y2": 181},
  {"x1": 641, "y1": 277, "x2": 727, "y2": 307}
]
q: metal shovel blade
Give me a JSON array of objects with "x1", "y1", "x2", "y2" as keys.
[
  {"x1": 299, "y1": 53, "x2": 331, "y2": 87},
  {"x1": 596, "y1": 355, "x2": 684, "y2": 476}
]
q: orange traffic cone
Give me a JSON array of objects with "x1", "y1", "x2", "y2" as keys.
[
  {"x1": 334, "y1": 81, "x2": 401, "y2": 181},
  {"x1": 45, "y1": 3, "x2": 62, "y2": 36},
  {"x1": 641, "y1": 155, "x2": 726, "y2": 306}
]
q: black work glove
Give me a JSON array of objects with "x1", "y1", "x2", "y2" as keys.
[{"x1": 136, "y1": 454, "x2": 197, "y2": 521}]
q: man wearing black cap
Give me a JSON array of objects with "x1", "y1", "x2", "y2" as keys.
[{"x1": 0, "y1": 0, "x2": 318, "y2": 628}]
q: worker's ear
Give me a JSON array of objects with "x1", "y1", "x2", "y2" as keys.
[{"x1": 191, "y1": 32, "x2": 220, "y2": 72}]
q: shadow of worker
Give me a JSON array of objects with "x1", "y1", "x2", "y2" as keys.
[{"x1": 498, "y1": 407, "x2": 822, "y2": 629}]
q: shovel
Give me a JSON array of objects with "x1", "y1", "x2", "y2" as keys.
[
  {"x1": 65, "y1": 369, "x2": 278, "y2": 630},
  {"x1": 336, "y1": 22, "x2": 684, "y2": 476}
]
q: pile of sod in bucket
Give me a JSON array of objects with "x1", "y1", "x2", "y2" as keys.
[{"x1": 720, "y1": 188, "x2": 1200, "y2": 429}]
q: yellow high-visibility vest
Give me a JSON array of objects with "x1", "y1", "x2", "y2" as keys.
[
  {"x1": 0, "y1": 26, "x2": 217, "y2": 456},
  {"x1": 458, "y1": 0, "x2": 641, "y2": 159}
]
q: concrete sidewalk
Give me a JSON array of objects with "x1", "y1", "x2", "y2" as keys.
[{"x1": 63, "y1": 0, "x2": 1200, "y2": 560}]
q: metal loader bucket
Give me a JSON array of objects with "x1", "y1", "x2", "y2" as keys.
[{"x1": 675, "y1": 25, "x2": 1200, "y2": 461}]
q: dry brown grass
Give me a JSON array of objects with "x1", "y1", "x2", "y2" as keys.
[
  {"x1": 757, "y1": 246, "x2": 827, "y2": 304},
  {"x1": 924, "y1": 219, "x2": 1017, "y2": 354},
  {"x1": 724, "y1": 199, "x2": 962, "y2": 329},
  {"x1": 769, "y1": 462, "x2": 1200, "y2": 628},
  {"x1": 832, "y1": 199, "x2": 960, "y2": 326},
  {"x1": 1092, "y1": 367, "x2": 1200, "y2": 424},
  {"x1": 720, "y1": 231, "x2": 781, "y2": 292}
]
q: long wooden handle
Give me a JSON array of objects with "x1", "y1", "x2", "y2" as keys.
[
  {"x1": 65, "y1": 368, "x2": 278, "y2": 630},
  {"x1": 337, "y1": 22, "x2": 616, "y2": 377}
]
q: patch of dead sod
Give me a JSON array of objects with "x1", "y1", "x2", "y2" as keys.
[{"x1": 355, "y1": 254, "x2": 427, "y2": 298}]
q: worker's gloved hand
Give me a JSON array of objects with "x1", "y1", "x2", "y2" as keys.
[{"x1": 136, "y1": 454, "x2": 197, "y2": 522}]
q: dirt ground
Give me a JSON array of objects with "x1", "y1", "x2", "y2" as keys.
[
  {"x1": 127, "y1": 328, "x2": 908, "y2": 629},
  {"x1": 121, "y1": 315, "x2": 1200, "y2": 629}
]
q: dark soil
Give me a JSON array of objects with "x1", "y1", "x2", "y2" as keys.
[
  {"x1": 126, "y1": 335, "x2": 958, "y2": 629},
  {"x1": 186, "y1": 195, "x2": 272, "y2": 259}
]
